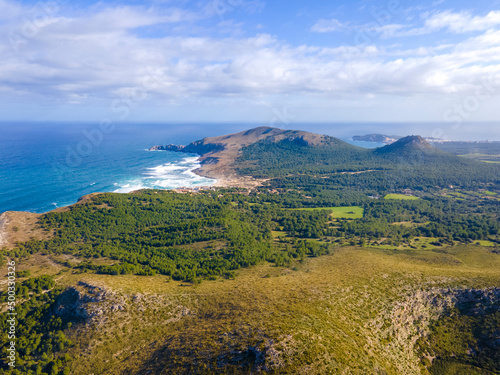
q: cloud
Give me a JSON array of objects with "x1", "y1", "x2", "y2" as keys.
[
  {"x1": 371, "y1": 10, "x2": 500, "y2": 39},
  {"x1": 1, "y1": 1, "x2": 500, "y2": 120},
  {"x1": 424, "y1": 10, "x2": 500, "y2": 33},
  {"x1": 0, "y1": 0, "x2": 23, "y2": 21},
  {"x1": 203, "y1": 0, "x2": 265, "y2": 17},
  {"x1": 311, "y1": 18, "x2": 346, "y2": 33}
]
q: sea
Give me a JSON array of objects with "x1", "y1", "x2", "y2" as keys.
[{"x1": 0, "y1": 122, "x2": 385, "y2": 214}]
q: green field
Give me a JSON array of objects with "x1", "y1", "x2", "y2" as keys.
[
  {"x1": 482, "y1": 190, "x2": 497, "y2": 196},
  {"x1": 384, "y1": 194, "x2": 420, "y2": 200},
  {"x1": 271, "y1": 230, "x2": 288, "y2": 238},
  {"x1": 292, "y1": 206, "x2": 364, "y2": 219},
  {"x1": 475, "y1": 240, "x2": 497, "y2": 247}
]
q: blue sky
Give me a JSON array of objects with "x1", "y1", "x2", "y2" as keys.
[{"x1": 1, "y1": 0, "x2": 500, "y2": 139}]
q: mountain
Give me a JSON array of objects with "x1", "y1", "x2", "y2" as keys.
[
  {"x1": 374, "y1": 135, "x2": 438, "y2": 155},
  {"x1": 149, "y1": 126, "x2": 343, "y2": 156},
  {"x1": 353, "y1": 133, "x2": 445, "y2": 145},
  {"x1": 151, "y1": 127, "x2": 499, "y2": 188},
  {"x1": 150, "y1": 126, "x2": 359, "y2": 184}
]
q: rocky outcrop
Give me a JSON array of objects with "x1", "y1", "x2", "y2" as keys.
[
  {"x1": 149, "y1": 144, "x2": 186, "y2": 152},
  {"x1": 54, "y1": 281, "x2": 126, "y2": 325},
  {"x1": 365, "y1": 286, "x2": 500, "y2": 374},
  {"x1": 0, "y1": 213, "x2": 8, "y2": 248},
  {"x1": 216, "y1": 329, "x2": 297, "y2": 372}
]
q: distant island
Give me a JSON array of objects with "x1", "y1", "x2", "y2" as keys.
[{"x1": 352, "y1": 134, "x2": 402, "y2": 144}]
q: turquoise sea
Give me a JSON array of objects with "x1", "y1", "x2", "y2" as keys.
[{"x1": 0, "y1": 122, "x2": 383, "y2": 214}]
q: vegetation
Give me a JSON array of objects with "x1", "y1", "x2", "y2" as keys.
[
  {"x1": 0, "y1": 276, "x2": 73, "y2": 375},
  {"x1": 418, "y1": 304, "x2": 500, "y2": 374},
  {"x1": 236, "y1": 137, "x2": 500, "y2": 191},
  {"x1": 433, "y1": 141, "x2": 500, "y2": 157},
  {"x1": 2, "y1": 129, "x2": 500, "y2": 374},
  {"x1": 384, "y1": 194, "x2": 420, "y2": 200}
]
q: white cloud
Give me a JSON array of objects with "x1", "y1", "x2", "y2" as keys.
[
  {"x1": 0, "y1": 0, "x2": 22, "y2": 21},
  {"x1": 424, "y1": 10, "x2": 500, "y2": 33},
  {"x1": 1, "y1": 1, "x2": 500, "y2": 123},
  {"x1": 311, "y1": 18, "x2": 346, "y2": 33},
  {"x1": 370, "y1": 10, "x2": 500, "y2": 39}
]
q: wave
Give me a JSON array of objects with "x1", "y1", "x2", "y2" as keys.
[{"x1": 113, "y1": 156, "x2": 215, "y2": 193}]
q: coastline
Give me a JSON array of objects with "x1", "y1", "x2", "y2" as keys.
[{"x1": 0, "y1": 146, "x2": 263, "y2": 241}]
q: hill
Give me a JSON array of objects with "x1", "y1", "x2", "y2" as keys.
[
  {"x1": 352, "y1": 133, "x2": 443, "y2": 144},
  {"x1": 150, "y1": 127, "x2": 349, "y2": 184},
  {"x1": 374, "y1": 135, "x2": 437, "y2": 155},
  {"x1": 2, "y1": 187, "x2": 499, "y2": 374},
  {"x1": 150, "y1": 127, "x2": 500, "y2": 190}
]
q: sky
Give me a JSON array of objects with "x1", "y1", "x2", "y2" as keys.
[{"x1": 1, "y1": 0, "x2": 500, "y2": 139}]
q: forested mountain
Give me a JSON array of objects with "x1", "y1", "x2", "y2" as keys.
[{"x1": 152, "y1": 127, "x2": 500, "y2": 190}]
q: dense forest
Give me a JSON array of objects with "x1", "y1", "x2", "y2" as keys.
[
  {"x1": 236, "y1": 137, "x2": 500, "y2": 190},
  {"x1": 7, "y1": 187, "x2": 499, "y2": 284},
  {"x1": 0, "y1": 276, "x2": 72, "y2": 375}
]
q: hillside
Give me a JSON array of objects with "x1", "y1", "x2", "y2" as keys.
[
  {"x1": 233, "y1": 131, "x2": 499, "y2": 190},
  {"x1": 150, "y1": 127, "x2": 346, "y2": 185},
  {"x1": 151, "y1": 127, "x2": 500, "y2": 190}
]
